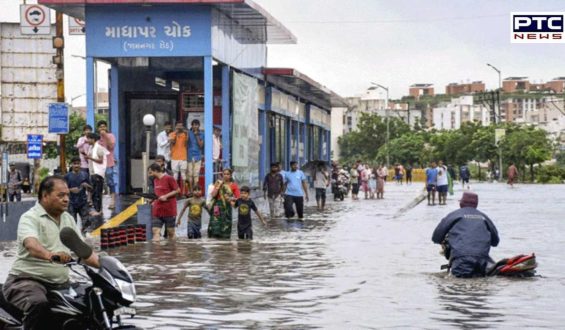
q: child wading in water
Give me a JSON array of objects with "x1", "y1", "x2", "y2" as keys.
[
  {"x1": 177, "y1": 186, "x2": 208, "y2": 238},
  {"x1": 233, "y1": 186, "x2": 267, "y2": 239}
]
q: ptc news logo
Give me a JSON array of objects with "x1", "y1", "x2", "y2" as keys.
[{"x1": 511, "y1": 12, "x2": 564, "y2": 43}]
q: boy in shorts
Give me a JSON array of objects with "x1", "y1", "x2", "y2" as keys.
[
  {"x1": 149, "y1": 163, "x2": 179, "y2": 241},
  {"x1": 425, "y1": 161, "x2": 438, "y2": 206},
  {"x1": 233, "y1": 186, "x2": 267, "y2": 240},
  {"x1": 177, "y1": 186, "x2": 207, "y2": 239}
]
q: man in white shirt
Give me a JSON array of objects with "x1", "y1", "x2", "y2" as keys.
[
  {"x1": 156, "y1": 121, "x2": 173, "y2": 166},
  {"x1": 313, "y1": 163, "x2": 329, "y2": 211},
  {"x1": 436, "y1": 160, "x2": 449, "y2": 205},
  {"x1": 84, "y1": 133, "x2": 109, "y2": 212}
]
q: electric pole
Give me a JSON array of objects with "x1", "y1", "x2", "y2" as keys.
[{"x1": 55, "y1": 12, "x2": 66, "y2": 173}]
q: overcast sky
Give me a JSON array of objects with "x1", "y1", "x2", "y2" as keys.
[{"x1": 1, "y1": 0, "x2": 564, "y2": 101}]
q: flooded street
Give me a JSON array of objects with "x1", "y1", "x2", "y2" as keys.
[{"x1": 1, "y1": 183, "x2": 564, "y2": 329}]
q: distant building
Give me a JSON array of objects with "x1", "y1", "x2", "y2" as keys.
[
  {"x1": 500, "y1": 98, "x2": 542, "y2": 123},
  {"x1": 545, "y1": 77, "x2": 565, "y2": 93},
  {"x1": 502, "y1": 77, "x2": 565, "y2": 93},
  {"x1": 409, "y1": 83, "x2": 434, "y2": 99},
  {"x1": 432, "y1": 96, "x2": 490, "y2": 130},
  {"x1": 330, "y1": 106, "x2": 347, "y2": 160},
  {"x1": 72, "y1": 91, "x2": 110, "y2": 117},
  {"x1": 341, "y1": 89, "x2": 421, "y2": 133},
  {"x1": 502, "y1": 77, "x2": 530, "y2": 93},
  {"x1": 445, "y1": 81, "x2": 485, "y2": 95}
]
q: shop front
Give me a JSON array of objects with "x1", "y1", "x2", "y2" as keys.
[{"x1": 40, "y1": 1, "x2": 344, "y2": 196}]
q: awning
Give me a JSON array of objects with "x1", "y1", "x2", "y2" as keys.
[
  {"x1": 262, "y1": 68, "x2": 347, "y2": 110},
  {"x1": 38, "y1": 0, "x2": 296, "y2": 44}
]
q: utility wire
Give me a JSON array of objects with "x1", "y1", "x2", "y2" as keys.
[{"x1": 285, "y1": 14, "x2": 506, "y2": 24}]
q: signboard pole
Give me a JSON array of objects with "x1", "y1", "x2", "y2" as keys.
[{"x1": 56, "y1": 12, "x2": 67, "y2": 174}]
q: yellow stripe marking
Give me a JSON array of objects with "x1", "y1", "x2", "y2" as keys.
[{"x1": 90, "y1": 198, "x2": 145, "y2": 237}]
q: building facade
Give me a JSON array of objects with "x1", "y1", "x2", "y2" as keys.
[
  {"x1": 41, "y1": 0, "x2": 343, "y2": 193},
  {"x1": 409, "y1": 83, "x2": 434, "y2": 99},
  {"x1": 445, "y1": 81, "x2": 485, "y2": 95},
  {"x1": 432, "y1": 95, "x2": 490, "y2": 130}
]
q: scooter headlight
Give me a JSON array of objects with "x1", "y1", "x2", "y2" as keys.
[{"x1": 115, "y1": 278, "x2": 136, "y2": 303}]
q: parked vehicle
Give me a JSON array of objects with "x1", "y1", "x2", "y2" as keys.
[{"x1": 0, "y1": 228, "x2": 140, "y2": 329}]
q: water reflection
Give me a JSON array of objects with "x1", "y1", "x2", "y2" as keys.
[
  {"x1": 111, "y1": 211, "x2": 339, "y2": 329},
  {"x1": 431, "y1": 274, "x2": 505, "y2": 328},
  {"x1": 0, "y1": 184, "x2": 563, "y2": 328}
]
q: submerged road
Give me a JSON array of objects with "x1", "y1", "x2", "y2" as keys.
[{"x1": 1, "y1": 182, "x2": 564, "y2": 328}]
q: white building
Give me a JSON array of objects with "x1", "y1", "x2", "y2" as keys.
[
  {"x1": 343, "y1": 89, "x2": 422, "y2": 133},
  {"x1": 432, "y1": 95, "x2": 490, "y2": 130},
  {"x1": 330, "y1": 106, "x2": 347, "y2": 160},
  {"x1": 531, "y1": 96, "x2": 565, "y2": 144}
]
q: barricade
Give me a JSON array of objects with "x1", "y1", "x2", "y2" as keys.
[{"x1": 101, "y1": 224, "x2": 146, "y2": 250}]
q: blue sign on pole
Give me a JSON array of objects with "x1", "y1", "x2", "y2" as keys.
[
  {"x1": 48, "y1": 103, "x2": 69, "y2": 134},
  {"x1": 27, "y1": 134, "x2": 43, "y2": 159}
]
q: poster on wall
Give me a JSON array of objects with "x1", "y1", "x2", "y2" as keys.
[{"x1": 232, "y1": 72, "x2": 259, "y2": 188}]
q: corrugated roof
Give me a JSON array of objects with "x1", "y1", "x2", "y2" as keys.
[
  {"x1": 262, "y1": 68, "x2": 347, "y2": 109},
  {"x1": 38, "y1": 0, "x2": 296, "y2": 44}
]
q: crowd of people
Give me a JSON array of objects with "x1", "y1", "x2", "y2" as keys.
[
  {"x1": 0, "y1": 153, "x2": 517, "y2": 328},
  {"x1": 329, "y1": 160, "x2": 409, "y2": 201}
]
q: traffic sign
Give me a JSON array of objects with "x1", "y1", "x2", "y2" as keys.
[
  {"x1": 69, "y1": 16, "x2": 85, "y2": 35},
  {"x1": 20, "y1": 4, "x2": 51, "y2": 35},
  {"x1": 48, "y1": 103, "x2": 69, "y2": 134},
  {"x1": 27, "y1": 135, "x2": 43, "y2": 159}
]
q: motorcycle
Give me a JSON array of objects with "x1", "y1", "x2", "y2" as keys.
[
  {"x1": 0, "y1": 228, "x2": 140, "y2": 330},
  {"x1": 331, "y1": 178, "x2": 347, "y2": 201},
  {"x1": 440, "y1": 240, "x2": 538, "y2": 277}
]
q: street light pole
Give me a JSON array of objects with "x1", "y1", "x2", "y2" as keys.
[
  {"x1": 371, "y1": 82, "x2": 390, "y2": 167},
  {"x1": 142, "y1": 114, "x2": 156, "y2": 193}
]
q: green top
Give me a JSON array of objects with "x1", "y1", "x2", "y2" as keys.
[{"x1": 10, "y1": 203, "x2": 81, "y2": 284}]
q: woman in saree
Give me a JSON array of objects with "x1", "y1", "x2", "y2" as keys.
[{"x1": 208, "y1": 168, "x2": 240, "y2": 238}]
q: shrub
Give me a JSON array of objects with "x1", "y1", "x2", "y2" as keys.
[{"x1": 536, "y1": 165, "x2": 565, "y2": 184}]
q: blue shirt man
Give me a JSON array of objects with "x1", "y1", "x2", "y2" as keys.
[
  {"x1": 188, "y1": 125, "x2": 203, "y2": 162},
  {"x1": 284, "y1": 169, "x2": 306, "y2": 197},
  {"x1": 283, "y1": 161, "x2": 309, "y2": 220},
  {"x1": 426, "y1": 166, "x2": 438, "y2": 185},
  {"x1": 425, "y1": 162, "x2": 438, "y2": 205}
]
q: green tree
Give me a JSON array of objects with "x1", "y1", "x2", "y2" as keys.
[
  {"x1": 500, "y1": 127, "x2": 553, "y2": 182},
  {"x1": 468, "y1": 125, "x2": 497, "y2": 165},
  {"x1": 380, "y1": 132, "x2": 428, "y2": 167},
  {"x1": 338, "y1": 113, "x2": 410, "y2": 164}
]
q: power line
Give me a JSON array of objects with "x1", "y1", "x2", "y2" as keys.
[{"x1": 285, "y1": 14, "x2": 506, "y2": 24}]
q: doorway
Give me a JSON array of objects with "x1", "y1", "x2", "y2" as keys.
[{"x1": 125, "y1": 93, "x2": 178, "y2": 192}]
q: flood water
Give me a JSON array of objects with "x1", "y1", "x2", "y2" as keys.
[{"x1": 1, "y1": 183, "x2": 564, "y2": 329}]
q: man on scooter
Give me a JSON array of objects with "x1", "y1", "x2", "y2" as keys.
[
  {"x1": 431, "y1": 192, "x2": 499, "y2": 277},
  {"x1": 2, "y1": 176, "x2": 100, "y2": 330}
]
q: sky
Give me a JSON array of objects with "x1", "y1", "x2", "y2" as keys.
[{"x1": 1, "y1": 0, "x2": 565, "y2": 101}]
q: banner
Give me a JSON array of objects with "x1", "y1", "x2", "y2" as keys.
[{"x1": 232, "y1": 72, "x2": 259, "y2": 188}]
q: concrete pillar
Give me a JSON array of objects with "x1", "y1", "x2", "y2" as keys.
[{"x1": 204, "y1": 56, "x2": 214, "y2": 192}]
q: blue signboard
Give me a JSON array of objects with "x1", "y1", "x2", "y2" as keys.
[
  {"x1": 86, "y1": 5, "x2": 212, "y2": 57},
  {"x1": 48, "y1": 103, "x2": 69, "y2": 134},
  {"x1": 27, "y1": 134, "x2": 43, "y2": 159}
]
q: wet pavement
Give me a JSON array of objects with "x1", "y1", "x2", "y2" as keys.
[{"x1": 1, "y1": 182, "x2": 564, "y2": 328}]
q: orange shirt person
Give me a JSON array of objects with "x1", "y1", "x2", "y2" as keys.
[{"x1": 168, "y1": 122, "x2": 188, "y2": 183}]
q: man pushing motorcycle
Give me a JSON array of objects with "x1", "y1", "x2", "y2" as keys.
[
  {"x1": 432, "y1": 191, "x2": 500, "y2": 278},
  {"x1": 2, "y1": 176, "x2": 100, "y2": 330}
]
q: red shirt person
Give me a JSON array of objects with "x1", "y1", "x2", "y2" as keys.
[{"x1": 148, "y1": 163, "x2": 179, "y2": 241}]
